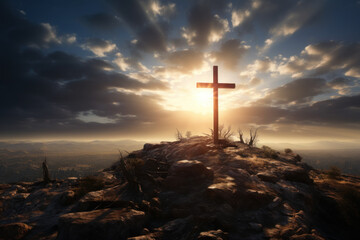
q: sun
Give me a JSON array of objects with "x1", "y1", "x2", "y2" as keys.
[{"x1": 194, "y1": 89, "x2": 213, "y2": 113}]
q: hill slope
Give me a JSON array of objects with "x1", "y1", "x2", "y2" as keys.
[{"x1": 0, "y1": 136, "x2": 359, "y2": 239}]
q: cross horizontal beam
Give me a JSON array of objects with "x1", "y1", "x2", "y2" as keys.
[{"x1": 196, "y1": 83, "x2": 236, "y2": 89}]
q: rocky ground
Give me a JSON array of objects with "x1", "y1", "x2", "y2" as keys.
[{"x1": 0, "y1": 136, "x2": 359, "y2": 240}]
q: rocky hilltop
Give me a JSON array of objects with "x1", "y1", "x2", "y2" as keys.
[{"x1": 1, "y1": 136, "x2": 359, "y2": 240}]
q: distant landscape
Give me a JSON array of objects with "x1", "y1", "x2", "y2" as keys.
[
  {"x1": 0, "y1": 140, "x2": 146, "y2": 183},
  {"x1": 265, "y1": 142, "x2": 360, "y2": 176},
  {"x1": 1, "y1": 139, "x2": 359, "y2": 183}
]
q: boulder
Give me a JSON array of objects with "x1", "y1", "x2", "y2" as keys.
[
  {"x1": 242, "y1": 189, "x2": 274, "y2": 209},
  {"x1": 206, "y1": 181, "x2": 237, "y2": 203},
  {"x1": 281, "y1": 167, "x2": 313, "y2": 184},
  {"x1": 74, "y1": 188, "x2": 134, "y2": 212},
  {"x1": 198, "y1": 229, "x2": 228, "y2": 240},
  {"x1": 58, "y1": 208, "x2": 146, "y2": 240},
  {"x1": 165, "y1": 160, "x2": 213, "y2": 191},
  {"x1": 160, "y1": 216, "x2": 194, "y2": 239},
  {"x1": 185, "y1": 143, "x2": 209, "y2": 158},
  {"x1": 257, "y1": 171, "x2": 279, "y2": 183},
  {"x1": 0, "y1": 222, "x2": 32, "y2": 240},
  {"x1": 59, "y1": 190, "x2": 76, "y2": 206}
]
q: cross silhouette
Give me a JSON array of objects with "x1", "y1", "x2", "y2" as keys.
[{"x1": 196, "y1": 66, "x2": 235, "y2": 144}]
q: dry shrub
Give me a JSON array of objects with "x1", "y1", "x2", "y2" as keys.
[
  {"x1": 262, "y1": 146, "x2": 278, "y2": 159},
  {"x1": 284, "y1": 148, "x2": 293, "y2": 154}
]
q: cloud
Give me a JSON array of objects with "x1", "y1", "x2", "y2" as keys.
[
  {"x1": 161, "y1": 49, "x2": 206, "y2": 74},
  {"x1": 0, "y1": 2, "x2": 170, "y2": 136},
  {"x1": 238, "y1": 77, "x2": 263, "y2": 89},
  {"x1": 226, "y1": 93, "x2": 360, "y2": 127},
  {"x1": 286, "y1": 94, "x2": 360, "y2": 125},
  {"x1": 263, "y1": 0, "x2": 324, "y2": 50},
  {"x1": 231, "y1": 0, "x2": 323, "y2": 49},
  {"x1": 113, "y1": 52, "x2": 149, "y2": 72},
  {"x1": 277, "y1": 41, "x2": 360, "y2": 78},
  {"x1": 82, "y1": 13, "x2": 121, "y2": 31},
  {"x1": 108, "y1": 0, "x2": 170, "y2": 53},
  {"x1": 81, "y1": 38, "x2": 117, "y2": 57},
  {"x1": 211, "y1": 39, "x2": 250, "y2": 70},
  {"x1": 183, "y1": 0, "x2": 229, "y2": 47},
  {"x1": 145, "y1": 0, "x2": 176, "y2": 19},
  {"x1": 0, "y1": 4, "x2": 61, "y2": 48},
  {"x1": 231, "y1": 0, "x2": 295, "y2": 35},
  {"x1": 257, "y1": 78, "x2": 329, "y2": 105},
  {"x1": 328, "y1": 77, "x2": 353, "y2": 95}
]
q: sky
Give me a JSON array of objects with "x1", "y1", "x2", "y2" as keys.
[{"x1": 1, "y1": 0, "x2": 360, "y2": 144}]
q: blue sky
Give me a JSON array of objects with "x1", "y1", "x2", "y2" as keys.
[{"x1": 1, "y1": 0, "x2": 360, "y2": 144}]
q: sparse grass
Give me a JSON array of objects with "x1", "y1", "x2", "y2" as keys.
[
  {"x1": 75, "y1": 175, "x2": 105, "y2": 198},
  {"x1": 125, "y1": 158, "x2": 145, "y2": 177},
  {"x1": 262, "y1": 145, "x2": 278, "y2": 159},
  {"x1": 326, "y1": 166, "x2": 341, "y2": 180}
]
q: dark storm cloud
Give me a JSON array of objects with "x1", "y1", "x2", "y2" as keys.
[
  {"x1": 211, "y1": 39, "x2": 249, "y2": 70},
  {"x1": 108, "y1": 0, "x2": 169, "y2": 53},
  {"x1": 328, "y1": 77, "x2": 352, "y2": 89},
  {"x1": 0, "y1": 2, "x2": 60, "y2": 48},
  {"x1": 185, "y1": 0, "x2": 229, "y2": 47},
  {"x1": 0, "y1": 2, "x2": 168, "y2": 135},
  {"x1": 227, "y1": 93, "x2": 360, "y2": 126},
  {"x1": 82, "y1": 13, "x2": 121, "y2": 31},
  {"x1": 286, "y1": 94, "x2": 360, "y2": 125},
  {"x1": 257, "y1": 78, "x2": 329, "y2": 105}
]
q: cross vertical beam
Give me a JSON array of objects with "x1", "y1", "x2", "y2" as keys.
[
  {"x1": 213, "y1": 66, "x2": 219, "y2": 144},
  {"x1": 196, "y1": 66, "x2": 235, "y2": 144}
]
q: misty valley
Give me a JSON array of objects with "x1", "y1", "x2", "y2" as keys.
[{"x1": 1, "y1": 141, "x2": 360, "y2": 183}]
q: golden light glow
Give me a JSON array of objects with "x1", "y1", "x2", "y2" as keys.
[{"x1": 194, "y1": 89, "x2": 213, "y2": 113}]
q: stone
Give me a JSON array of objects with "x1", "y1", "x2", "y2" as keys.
[
  {"x1": 128, "y1": 235, "x2": 157, "y2": 240},
  {"x1": 0, "y1": 222, "x2": 32, "y2": 240},
  {"x1": 74, "y1": 188, "x2": 134, "y2": 212},
  {"x1": 268, "y1": 197, "x2": 282, "y2": 210},
  {"x1": 206, "y1": 181, "x2": 236, "y2": 203},
  {"x1": 59, "y1": 190, "x2": 76, "y2": 206},
  {"x1": 264, "y1": 227, "x2": 280, "y2": 238},
  {"x1": 257, "y1": 171, "x2": 279, "y2": 183},
  {"x1": 289, "y1": 233, "x2": 325, "y2": 240},
  {"x1": 241, "y1": 189, "x2": 273, "y2": 209},
  {"x1": 57, "y1": 208, "x2": 146, "y2": 240},
  {"x1": 249, "y1": 222, "x2": 263, "y2": 232},
  {"x1": 143, "y1": 143, "x2": 164, "y2": 151},
  {"x1": 281, "y1": 167, "x2": 313, "y2": 184},
  {"x1": 13, "y1": 193, "x2": 30, "y2": 200},
  {"x1": 186, "y1": 143, "x2": 209, "y2": 157},
  {"x1": 160, "y1": 216, "x2": 194, "y2": 238},
  {"x1": 198, "y1": 229, "x2": 227, "y2": 239},
  {"x1": 165, "y1": 160, "x2": 213, "y2": 190}
]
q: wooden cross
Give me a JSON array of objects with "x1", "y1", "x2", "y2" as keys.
[{"x1": 196, "y1": 66, "x2": 235, "y2": 144}]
